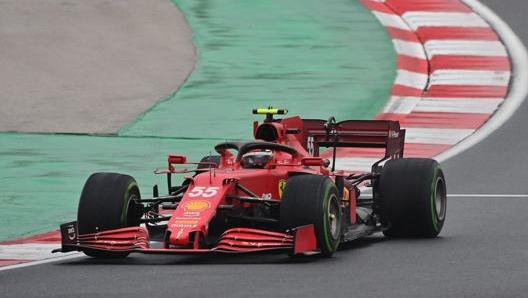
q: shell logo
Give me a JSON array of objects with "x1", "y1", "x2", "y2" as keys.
[{"x1": 183, "y1": 200, "x2": 211, "y2": 212}]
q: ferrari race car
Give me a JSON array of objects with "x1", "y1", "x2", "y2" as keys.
[{"x1": 54, "y1": 108, "x2": 447, "y2": 258}]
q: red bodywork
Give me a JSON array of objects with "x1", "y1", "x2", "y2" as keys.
[{"x1": 56, "y1": 112, "x2": 405, "y2": 256}]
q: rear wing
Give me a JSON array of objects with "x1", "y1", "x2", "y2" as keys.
[
  {"x1": 251, "y1": 110, "x2": 405, "y2": 171},
  {"x1": 301, "y1": 118, "x2": 405, "y2": 166}
]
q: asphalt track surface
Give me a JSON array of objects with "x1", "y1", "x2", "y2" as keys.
[{"x1": 2, "y1": 2, "x2": 528, "y2": 298}]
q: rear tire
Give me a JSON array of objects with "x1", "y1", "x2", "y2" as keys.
[
  {"x1": 377, "y1": 158, "x2": 447, "y2": 237},
  {"x1": 77, "y1": 172, "x2": 142, "y2": 258},
  {"x1": 281, "y1": 175, "x2": 341, "y2": 257}
]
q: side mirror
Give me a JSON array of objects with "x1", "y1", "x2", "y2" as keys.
[{"x1": 168, "y1": 155, "x2": 187, "y2": 164}]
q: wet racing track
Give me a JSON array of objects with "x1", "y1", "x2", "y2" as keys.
[{"x1": 2, "y1": 1, "x2": 528, "y2": 297}]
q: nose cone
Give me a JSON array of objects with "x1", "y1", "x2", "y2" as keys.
[{"x1": 169, "y1": 227, "x2": 190, "y2": 246}]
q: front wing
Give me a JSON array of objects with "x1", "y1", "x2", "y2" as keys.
[{"x1": 53, "y1": 221, "x2": 318, "y2": 256}]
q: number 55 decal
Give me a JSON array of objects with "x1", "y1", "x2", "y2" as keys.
[{"x1": 188, "y1": 186, "x2": 220, "y2": 198}]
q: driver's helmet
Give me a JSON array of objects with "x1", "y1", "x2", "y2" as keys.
[{"x1": 241, "y1": 150, "x2": 273, "y2": 169}]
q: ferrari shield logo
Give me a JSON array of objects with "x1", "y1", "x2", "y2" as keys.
[{"x1": 278, "y1": 179, "x2": 287, "y2": 198}]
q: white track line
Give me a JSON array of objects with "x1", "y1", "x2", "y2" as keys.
[
  {"x1": 448, "y1": 194, "x2": 528, "y2": 198},
  {"x1": 0, "y1": 243, "x2": 64, "y2": 260},
  {"x1": 0, "y1": 253, "x2": 82, "y2": 272}
]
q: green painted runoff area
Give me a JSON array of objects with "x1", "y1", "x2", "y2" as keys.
[
  {"x1": 121, "y1": 0, "x2": 395, "y2": 138},
  {"x1": 0, "y1": 0, "x2": 395, "y2": 241}
]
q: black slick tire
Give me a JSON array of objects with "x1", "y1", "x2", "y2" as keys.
[
  {"x1": 377, "y1": 158, "x2": 447, "y2": 237},
  {"x1": 280, "y1": 175, "x2": 341, "y2": 257},
  {"x1": 77, "y1": 172, "x2": 142, "y2": 258}
]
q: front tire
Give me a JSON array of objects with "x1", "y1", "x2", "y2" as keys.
[
  {"x1": 377, "y1": 158, "x2": 447, "y2": 237},
  {"x1": 77, "y1": 172, "x2": 142, "y2": 258},
  {"x1": 280, "y1": 175, "x2": 342, "y2": 257}
]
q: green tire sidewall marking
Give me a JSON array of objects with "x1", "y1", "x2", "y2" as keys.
[
  {"x1": 322, "y1": 181, "x2": 338, "y2": 252},
  {"x1": 430, "y1": 167, "x2": 441, "y2": 232},
  {"x1": 120, "y1": 181, "x2": 138, "y2": 227}
]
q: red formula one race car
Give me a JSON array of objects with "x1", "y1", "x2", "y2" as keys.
[{"x1": 54, "y1": 108, "x2": 447, "y2": 258}]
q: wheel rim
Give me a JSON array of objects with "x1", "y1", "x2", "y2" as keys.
[
  {"x1": 327, "y1": 194, "x2": 340, "y2": 240},
  {"x1": 434, "y1": 177, "x2": 447, "y2": 221}
]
